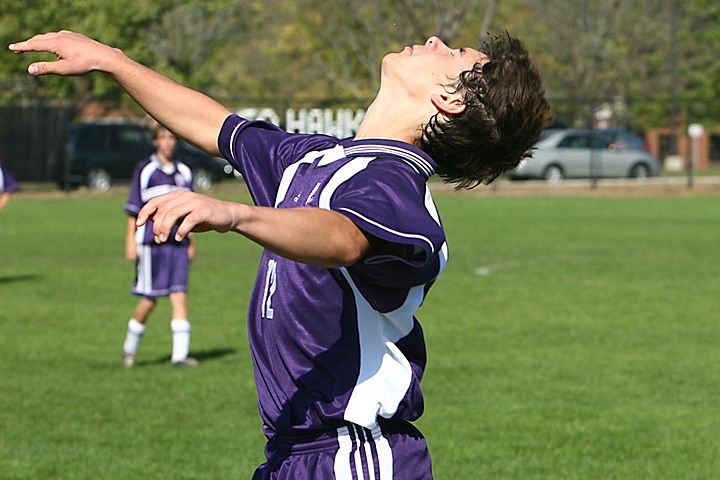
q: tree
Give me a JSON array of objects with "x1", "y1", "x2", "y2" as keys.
[
  {"x1": 284, "y1": 0, "x2": 501, "y2": 104},
  {"x1": 676, "y1": 0, "x2": 720, "y2": 127},
  {"x1": 1, "y1": 0, "x2": 174, "y2": 107},
  {"x1": 145, "y1": 2, "x2": 248, "y2": 95},
  {"x1": 508, "y1": 0, "x2": 720, "y2": 131}
]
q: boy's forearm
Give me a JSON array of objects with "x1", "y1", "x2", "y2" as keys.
[
  {"x1": 107, "y1": 51, "x2": 230, "y2": 156},
  {"x1": 234, "y1": 205, "x2": 370, "y2": 268},
  {"x1": 126, "y1": 216, "x2": 137, "y2": 243}
]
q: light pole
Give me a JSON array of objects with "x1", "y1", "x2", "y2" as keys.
[
  {"x1": 687, "y1": 124, "x2": 703, "y2": 189},
  {"x1": 669, "y1": 0, "x2": 679, "y2": 162}
]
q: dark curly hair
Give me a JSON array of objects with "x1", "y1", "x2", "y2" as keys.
[{"x1": 418, "y1": 31, "x2": 552, "y2": 189}]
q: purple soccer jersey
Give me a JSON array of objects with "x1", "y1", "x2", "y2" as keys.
[
  {"x1": 125, "y1": 155, "x2": 193, "y2": 298},
  {"x1": 218, "y1": 115, "x2": 448, "y2": 439},
  {"x1": 124, "y1": 154, "x2": 193, "y2": 246},
  {"x1": 0, "y1": 164, "x2": 18, "y2": 193}
]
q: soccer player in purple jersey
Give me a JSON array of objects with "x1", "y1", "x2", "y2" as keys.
[
  {"x1": 0, "y1": 162, "x2": 19, "y2": 210},
  {"x1": 122, "y1": 125, "x2": 198, "y2": 368},
  {"x1": 11, "y1": 30, "x2": 550, "y2": 479}
]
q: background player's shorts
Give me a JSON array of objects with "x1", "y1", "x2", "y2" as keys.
[
  {"x1": 132, "y1": 243, "x2": 189, "y2": 298},
  {"x1": 252, "y1": 419, "x2": 433, "y2": 480}
]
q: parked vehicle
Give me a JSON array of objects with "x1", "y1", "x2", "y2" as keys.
[
  {"x1": 62, "y1": 121, "x2": 234, "y2": 191},
  {"x1": 508, "y1": 129, "x2": 661, "y2": 183}
]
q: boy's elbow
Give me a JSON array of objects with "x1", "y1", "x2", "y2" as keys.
[
  {"x1": 338, "y1": 246, "x2": 365, "y2": 267},
  {"x1": 334, "y1": 231, "x2": 371, "y2": 267}
]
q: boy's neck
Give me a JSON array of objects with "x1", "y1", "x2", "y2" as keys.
[
  {"x1": 354, "y1": 88, "x2": 435, "y2": 146},
  {"x1": 156, "y1": 152, "x2": 174, "y2": 166}
]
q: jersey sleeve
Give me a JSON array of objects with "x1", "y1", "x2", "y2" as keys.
[
  {"x1": 124, "y1": 161, "x2": 144, "y2": 217},
  {"x1": 330, "y1": 160, "x2": 446, "y2": 288},
  {"x1": 217, "y1": 114, "x2": 337, "y2": 207}
]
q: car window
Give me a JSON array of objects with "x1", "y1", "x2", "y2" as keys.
[
  {"x1": 75, "y1": 127, "x2": 108, "y2": 149},
  {"x1": 558, "y1": 135, "x2": 589, "y2": 149},
  {"x1": 540, "y1": 128, "x2": 562, "y2": 141},
  {"x1": 589, "y1": 136, "x2": 610, "y2": 149},
  {"x1": 114, "y1": 127, "x2": 152, "y2": 150}
]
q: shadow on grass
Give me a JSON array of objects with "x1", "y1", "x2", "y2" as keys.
[
  {"x1": 0, "y1": 274, "x2": 38, "y2": 284},
  {"x1": 137, "y1": 347, "x2": 238, "y2": 367}
]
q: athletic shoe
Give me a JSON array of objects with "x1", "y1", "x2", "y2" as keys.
[
  {"x1": 122, "y1": 354, "x2": 136, "y2": 368},
  {"x1": 171, "y1": 357, "x2": 199, "y2": 368}
]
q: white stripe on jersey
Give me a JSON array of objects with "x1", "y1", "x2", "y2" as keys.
[
  {"x1": 274, "y1": 149, "x2": 326, "y2": 207},
  {"x1": 139, "y1": 155, "x2": 192, "y2": 203},
  {"x1": 424, "y1": 185, "x2": 449, "y2": 274},
  {"x1": 141, "y1": 184, "x2": 186, "y2": 203},
  {"x1": 337, "y1": 207, "x2": 436, "y2": 259},
  {"x1": 317, "y1": 155, "x2": 374, "y2": 209},
  {"x1": 334, "y1": 424, "x2": 393, "y2": 480},
  {"x1": 340, "y1": 267, "x2": 419, "y2": 428},
  {"x1": 345, "y1": 144, "x2": 434, "y2": 178},
  {"x1": 228, "y1": 120, "x2": 249, "y2": 162}
]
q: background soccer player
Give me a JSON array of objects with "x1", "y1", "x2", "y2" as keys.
[
  {"x1": 122, "y1": 125, "x2": 198, "y2": 368},
  {"x1": 11, "y1": 30, "x2": 549, "y2": 479},
  {"x1": 0, "y1": 162, "x2": 19, "y2": 210}
]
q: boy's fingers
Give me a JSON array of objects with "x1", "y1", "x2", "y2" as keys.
[
  {"x1": 9, "y1": 36, "x2": 62, "y2": 76},
  {"x1": 10, "y1": 32, "x2": 60, "y2": 55},
  {"x1": 27, "y1": 62, "x2": 58, "y2": 76},
  {"x1": 142, "y1": 192, "x2": 193, "y2": 242},
  {"x1": 136, "y1": 202, "x2": 157, "y2": 227}
]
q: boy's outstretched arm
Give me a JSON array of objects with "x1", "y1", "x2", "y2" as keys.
[
  {"x1": 9, "y1": 30, "x2": 231, "y2": 156},
  {"x1": 137, "y1": 190, "x2": 371, "y2": 268}
]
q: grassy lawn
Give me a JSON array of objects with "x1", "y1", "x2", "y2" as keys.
[{"x1": 1, "y1": 187, "x2": 718, "y2": 479}]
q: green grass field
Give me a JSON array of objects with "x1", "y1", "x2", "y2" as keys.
[{"x1": 1, "y1": 186, "x2": 718, "y2": 479}]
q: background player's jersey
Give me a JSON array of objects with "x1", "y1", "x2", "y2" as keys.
[
  {"x1": 218, "y1": 114, "x2": 448, "y2": 437},
  {"x1": 124, "y1": 155, "x2": 193, "y2": 245},
  {"x1": 0, "y1": 164, "x2": 18, "y2": 193}
]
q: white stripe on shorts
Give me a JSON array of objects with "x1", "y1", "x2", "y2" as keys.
[
  {"x1": 334, "y1": 424, "x2": 393, "y2": 480},
  {"x1": 135, "y1": 244, "x2": 153, "y2": 296}
]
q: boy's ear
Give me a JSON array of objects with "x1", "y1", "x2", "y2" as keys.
[{"x1": 430, "y1": 91, "x2": 466, "y2": 116}]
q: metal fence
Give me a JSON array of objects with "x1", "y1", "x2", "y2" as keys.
[{"x1": 0, "y1": 106, "x2": 77, "y2": 184}]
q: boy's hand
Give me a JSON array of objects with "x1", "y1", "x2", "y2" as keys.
[
  {"x1": 9, "y1": 30, "x2": 119, "y2": 76},
  {"x1": 137, "y1": 190, "x2": 240, "y2": 244}
]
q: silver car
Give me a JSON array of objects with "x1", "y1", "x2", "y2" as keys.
[{"x1": 508, "y1": 129, "x2": 661, "y2": 182}]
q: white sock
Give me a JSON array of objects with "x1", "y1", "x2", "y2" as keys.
[
  {"x1": 171, "y1": 319, "x2": 191, "y2": 363},
  {"x1": 123, "y1": 318, "x2": 145, "y2": 356}
]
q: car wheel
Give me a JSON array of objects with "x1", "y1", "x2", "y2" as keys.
[
  {"x1": 192, "y1": 168, "x2": 213, "y2": 192},
  {"x1": 543, "y1": 165, "x2": 564, "y2": 183},
  {"x1": 630, "y1": 163, "x2": 650, "y2": 179},
  {"x1": 87, "y1": 168, "x2": 111, "y2": 192}
]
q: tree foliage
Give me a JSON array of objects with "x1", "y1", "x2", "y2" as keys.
[
  {"x1": 500, "y1": 0, "x2": 720, "y2": 130},
  {"x1": 2, "y1": 0, "x2": 719, "y2": 131}
]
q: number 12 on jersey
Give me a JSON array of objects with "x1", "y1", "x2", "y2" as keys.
[{"x1": 261, "y1": 259, "x2": 277, "y2": 319}]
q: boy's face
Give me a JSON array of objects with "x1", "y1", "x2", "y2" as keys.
[
  {"x1": 382, "y1": 36, "x2": 488, "y2": 98},
  {"x1": 153, "y1": 129, "x2": 177, "y2": 158}
]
